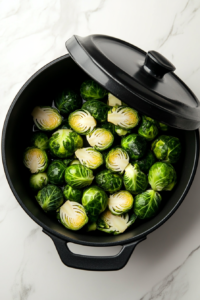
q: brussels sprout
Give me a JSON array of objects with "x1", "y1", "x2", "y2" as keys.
[
  {"x1": 63, "y1": 185, "x2": 82, "y2": 203},
  {"x1": 138, "y1": 116, "x2": 159, "y2": 141},
  {"x1": 68, "y1": 109, "x2": 97, "y2": 135},
  {"x1": 108, "y1": 105, "x2": 140, "y2": 129},
  {"x1": 47, "y1": 160, "x2": 66, "y2": 185},
  {"x1": 70, "y1": 159, "x2": 80, "y2": 165},
  {"x1": 108, "y1": 190, "x2": 134, "y2": 215},
  {"x1": 73, "y1": 132, "x2": 83, "y2": 150},
  {"x1": 107, "y1": 93, "x2": 125, "y2": 106},
  {"x1": 82, "y1": 186, "x2": 108, "y2": 222},
  {"x1": 95, "y1": 169, "x2": 123, "y2": 193},
  {"x1": 86, "y1": 128, "x2": 114, "y2": 151},
  {"x1": 31, "y1": 106, "x2": 62, "y2": 131},
  {"x1": 63, "y1": 159, "x2": 73, "y2": 167},
  {"x1": 36, "y1": 184, "x2": 64, "y2": 212},
  {"x1": 23, "y1": 147, "x2": 48, "y2": 174},
  {"x1": 121, "y1": 134, "x2": 147, "y2": 160},
  {"x1": 82, "y1": 100, "x2": 109, "y2": 122},
  {"x1": 55, "y1": 89, "x2": 82, "y2": 115},
  {"x1": 97, "y1": 210, "x2": 137, "y2": 235},
  {"x1": 30, "y1": 132, "x2": 49, "y2": 150},
  {"x1": 151, "y1": 135, "x2": 181, "y2": 164},
  {"x1": 60, "y1": 119, "x2": 71, "y2": 130},
  {"x1": 123, "y1": 163, "x2": 148, "y2": 195},
  {"x1": 80, "y1": 79, "x2": 108, "y2": 101},
  {"x1": 159, "y1": 122, "x2": 168, "y2": 131},
  {"x1": 86, "y1": 222, "x2": 97, "y2": 232},
  {"x1": 106, "y1": 147, "x2": 129, "y2": 173},
  {"x1": 65, "y1": 164, "x2": 94, "y2": 188},
  {"x1": 101, "y1": 122, "x2": 116, "y2": 136},
  {"x1": 148, "y1": 162, "x2": 177, "y2": 191},
  {"x1": 57, "y1": 201, "x2": 88, "y2": 231},
  {"x1": 115, "y1": 125, "x2": 131, "y2": 136},
  {"x1": 29, "y1": 173, "x2": 48, "y2": 191},
  {"x1": 134, "y1": 189, "x2": 162, "y2": 219},
  {"x1": 75, "y1": 148, "x2": 104, "y2": 170},
  {"x1": 133, "y1": 150, "x2": 156, "y2": 174}
]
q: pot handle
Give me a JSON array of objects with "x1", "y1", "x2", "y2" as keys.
[{"x1": 43, "y1": 230, "x2": 146, "y2": 271}]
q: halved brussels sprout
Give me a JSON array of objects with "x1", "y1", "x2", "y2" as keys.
[
  {"x1": 30, "y1": 132, "x2": 49, "y2": 150},
  {"x1": 115, "y1": 125, "x2": 131, "y2": 136},
  {"x1": 151, "y1": 135, "x2": 181, "y2": 164},
  {"x1": 108, "y1": 190, "x2": 134, "y2": 215},
  {"x1": 47, "y1": 160, "x2": 66, "y2": 185},
  {"x1": 68, "y1": 109, "x2": 96, "y2": 135},
  {"x1": 70, "y1": 159, "x2": 80, "y2": 165},
  {"x1": 101, "y1": 122, "x2": 116, "y2": 136},
  {"x1": 36, "y1": 184, "x2": 64, "y2": 212},
  {"x1": 148, "y1": 162, "x2": 177, "y2": 191},
  {"x1": 133, "y1": 150, "x2": 156, "y2": 173},
  {"x1": 80, "y1": 79, "x2": 108, "y2": 101},
  {"x1": 108, "y1": 106, "x2": 140, "y2": 129},
  {"x1": 32, "y1": 106, "x2": 62, "y2": 131},
  {"x1": 29, "y1": 173, "x2": 48, "y2": 191},
  {"x1": 82, "y1": 100, "x2": 109, "y2": 122},
  {"x1": 75, "y1": 148, "x2": 104, "y2": 170},
  {"x1": 65, "y1": 164, "x2": 94, "y2": 188},
  {"x1": 63, "y1": 185, "x2": 82, "y2": 203},
  {"x1": 82, "y1": 186, "x2": 108, "y2": 222},
  {"x1": 97, "y1": 210, "x2": 137, "y2": 235},
  {"x1": 57, "y1": 201, "x2": 88, "y2": 231},
  {"x1": 134, "y1": 189, "x2": 162, "y2": 219},
  {"x1": 106, "y1": 147, "x2": 129, "y2": 173},
  {"x1": 86, "y1": 128, "x2": 114, "y2": 151},
  {"x1": 95, "y1": 169, "x2": 123, "y2": 193},
  {"x1": 55, "y1": 89, "x2": 82, "y2": 115},
  {"x1": 138, "y1": 116, "x2": 159, "y2": 141},
  {"x1": 121, "y1": 134, "x2": 147, "y2": 160},
  {"x1": 123, "y1": 163, "x2": 148, "y2": 195},
  {"x1": 23, "y1": 147, "x2": 48, "y2": 174},
  {"x1": 159, "y1": 122, "x2": 168, "y2": 131},
  {"x1": 107, "y1": 93, "x2": 125, "y2": 106}
]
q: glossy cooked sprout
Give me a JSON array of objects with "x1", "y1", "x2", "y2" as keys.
[
  {"x1": 108, "y1": 106, "x2": 140, "y2": 129},
  {"x1": 86, "y1": 128, "x2": 114, "y2": 151},
  {"x1": 108, "y1": 190, "x2": 134, "y2": 215},
  {"x1": 23, "y1": 147, "x2": 48, "y2": 174},
  {"x1": 68, "y1": 109, "x2": 96, "y2": 135},
  {"x1": 106, "y1": 147, "x2": 129, "y2": 173},
  {"x1": 32, "y1": 106, "x2": 62, "y2": 131},
  {"x1": 75, "y1": 147, "x2": 104, "y2": 169}
]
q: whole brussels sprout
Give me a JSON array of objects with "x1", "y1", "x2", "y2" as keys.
[
  {"x1": 55, "y1": 89, "x2": 82, "y2": 115},
  {"x1": 36, "y1": 184, "x2": 64, "y2": 212},
  {"x1": 30, "y1": 132, "x2": 49, "y2": 150},
  {"x1": 82, "y1": 186, "x2": 108, "y2": 222},
  {"x1": 106, "y1": 147, "x2": 129, "y2": 173},
  {"x1": 29, "y1": 173, "x2": 48, "y2": 191},
  {"x1": 151, "y1": 135, "x2": 181, "y2": 164},
  {"x1": 123, "y1": 163, "x2": 148, "y2": 195},
  {"x1": 121, "y1": 134, "x2": 147, "y2": 160},
  {"x1": 107, "y1": 93, "x2": 126, "y2": 106},
  {"x1": 60, "y1": 119, "x2": 71, "y2": 130},
  {"x1": 148, "y1": 162, "x2": 177, "y2": 191},
  {"x1": 68, "y1": 109, "x2": 97, "y2": 135},
  {"x1": 82, "y1": 100, "x2": 109, "y2": 122},
  {"x1": 138, "y1": 116, "x2": 159, "y2": 141},
  {"x1": 63, "y1": 185, "x2": 82, "y2": 203},
  {"x1": 159, "y1": 122, "x2": 168, "y2": 131},
  {"x1": 65, "y1": 164, "x2": 94, "y2": 188},
  {"x1": 108, "y1": 105, "x2": 140, "y2": 129},
  {"x1": 134, "y1": 189, "x2": 162, "y2": 219},
  {"x1": 57, "y1": 201, "x2": 88, "y2": 231},
  {"x1": 115, "y1": 125, "x2": 131, "y2": 136},
  {"x1": 108, "y1": 190, "x2": 134, "y2": 215},
  {"x1": 97, "y1": 210, "x2": 137, "y2": 235},
  {"x1": 133, "y1": 150, "x2": 156, "y2": 174},
  {"x1": 23, "y1": 147, "x2": 48, "y2": 174},
  {"x1": 31, "y1": 106, "x2": 62, "y2": 131},
  {"x1": 95, "y1": 169, "x2": 123, "y2": 193},
  {"x1": 101, "y1": 122, "x2": 116, "y2": 136},
  {"x1": 73, "y1": 132, "x2": 83, "y2": 150},
  {"x1": 47, "y1": 160, "x2": 66, "y2": 185},
  {"x1": 80, "y1": 79, "x2": 108, "y2": 101},
  {"x1": 75, "y1": 147, "x2": 103, "y2": 169},
  {"x1": 86, "y1": 128, "x2": 114, "y2": 151}
]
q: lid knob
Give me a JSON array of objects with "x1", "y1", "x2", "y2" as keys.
[{"x1": 144, "y1": 50, "x2": 176, "y2": 79}]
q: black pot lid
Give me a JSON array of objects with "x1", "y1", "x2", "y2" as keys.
[{"x1": 66, "y1": 34, "x2": 200, "y2": 130}]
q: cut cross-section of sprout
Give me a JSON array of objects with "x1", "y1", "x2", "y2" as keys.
[
  {"x1": 75, "y1": 147, "x2": 103, "y2": 169},
  {"x1": 108, "y1": 190, "x2": 134, "y2": 215},
  {"x1": 58, "y1": 201, "x2": 88, "y2": 231},
  {"x1": 23, "y1": 147, "x2": 48, "y2": 173},
  {"x1": 32, "y1": 106, "x2": 62, "y2": 131},
  {"x1": 86, "y1": 128, "x2": 114, "y2": 151},
  {"x1": 106, "y1": 147, "x2": 129, "y2": 172},
  {"x1": 68, "y1": 109, "x2": 96, "y2": 135},
  {"x1": 108, "y1": 106, "x2": 140, "y2": 129}
]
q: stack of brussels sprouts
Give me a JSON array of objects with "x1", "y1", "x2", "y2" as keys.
[{"x1": 23, "y1": 79, "x2": 181, "y2": 235}]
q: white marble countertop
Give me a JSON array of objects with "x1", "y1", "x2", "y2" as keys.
[{"x1": 1, "y1": 0, "x2": 200, "y2": 299}]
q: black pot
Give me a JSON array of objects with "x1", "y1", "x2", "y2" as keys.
[{"x1": 2, "y1": 55, "x2": 199, "y2": 271}]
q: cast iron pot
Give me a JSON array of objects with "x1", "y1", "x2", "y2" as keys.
[{"x1": 2, "y1": 54, "x2": 199, "y2": 271}]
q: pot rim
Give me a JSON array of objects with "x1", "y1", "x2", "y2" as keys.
[{"x1": 2, "y1": 54, "x2": 199, "y2": 247}]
